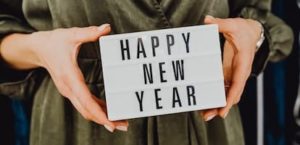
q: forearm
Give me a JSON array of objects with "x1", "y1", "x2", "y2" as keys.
[{"x1": 0, "y1": 33, "x2": 40, "y2": 70}]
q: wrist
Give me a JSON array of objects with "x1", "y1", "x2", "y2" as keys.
[{"x1": 0, "y1": 33, "x2": 41, "y2": 69}]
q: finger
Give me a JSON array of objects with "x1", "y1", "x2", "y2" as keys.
[
  {"x1": 114, "y1": 121, "x2": 129, "y2": 132},
  {"x1": 74, "y1": 80, "x2": 116, "y2": 132},
  {"x1": 222, "y1": 41, "x2": 234, "y2": 81},
  {"x1": 219, "y1": 52, "x2": 252, "y2": 118},
  {"x1": 92, "y1": 96, "x2": 107, "y2": 112},
  {"x1": 94, "y1": 97, "x2": 106, "y2": 106},
  {"x1": 66, "y1": 63, "x2": 116, "y2": 132},
  {"x1": 201, "y1": 109, "x2": 218, "y2": 121},
  {"x1": 93, "y1": 96, "x2": 129, "y2": 132},
  {"x1": 51, "y1": 74, "x2": 95, "y2": 121},
  {"x1": 93, "y1": 97, "x2": 130, "y2": 126},
  {"x1": 74, "y1": 24, "x2": 111, "y2": 43},
  {"x1": 54, "y1": 76, "x2": 108, "y2": 130},
  {"x1": 232, "y1": 51, "x2": 253, "y2": 104},
  {"x1": 204, "y1": 15, "x2": 235, "y2": 33},
  {"x1": 68, "y1": 95, "x2": 94, "y2": 120},
  {"x1": 113, "y1": 120, "x2": 129, "y2": 126},
  {"x1": 218, "y1": 85, "x2": 235, "y2": 118}
]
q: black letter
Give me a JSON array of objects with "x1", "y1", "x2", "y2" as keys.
[
  {"x1": 143, "y1": 63, "x2": 153, "y2": 84},
  {"x1": 137, "y1": 38, "x2": 147, "y2": 59},
  {"x1": 155, "y1": 88, "x2": 163, "y2": 109},
  {"x1": 182, "y1": 32, "x2": 190, "y2": 53},
  {"x1": 172, "y1": 87, "x2": 182, "y2": 108},
  {"x1": 172, "y1": 60, "x2": 185, "y2": 81},
  {"x1": 187, "y1": 85, "x2": 196, "y2": 106},
  {"x1": 151, "y1": 36, "x2": 159, "y2": 57},
  {"x1": 166, "y1": 34, "x2": 174, "y2": 55},
  {"x1": 120, "y1": 39, "x2": 130, "y2": 60},
  {"x1": 159, "y1": 62, "x2": 167, "y2": 83},
  {"x1": 135, "y1": 91, "x2": 144, "y2": 112}
]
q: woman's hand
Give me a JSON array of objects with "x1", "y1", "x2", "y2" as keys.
[
  {"x1": 0, "y1": 24, "x2": 128, "y2": 132},
  {"x1": 201, "y1": 16, "x2": 262, "y2": 121}
]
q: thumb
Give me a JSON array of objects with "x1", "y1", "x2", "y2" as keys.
[
  {"x1": 74, "y1": 24, "x2": 111, "y2": 43},
  {"x1": 204, "y1": 15, "x2": 232, "y2": 33}
]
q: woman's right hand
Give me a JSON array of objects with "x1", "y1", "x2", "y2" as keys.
[{"x1": 0, "y1": 24, "x2": 128, "y2": 132}]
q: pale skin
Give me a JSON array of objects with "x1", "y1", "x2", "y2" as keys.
[
  {"x1": 202, "y1": 16, "x2": 262, "y2": 121},
  {"x1": 0, "y1": 16, "x2": 262, "y2": 131}
]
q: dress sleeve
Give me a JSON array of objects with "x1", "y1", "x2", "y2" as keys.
[
  {"x1": 0, "y1": 0, "x2": 34, "y2": 39},
  {"x1": 229, "y1": 0, "x2": 294, "y2": 76},
  {"x1": 0, "y1": 0, "x2": 44, "y2": 99}
]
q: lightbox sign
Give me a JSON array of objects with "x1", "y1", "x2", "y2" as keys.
[{"x1": 99, "y1": 25, "x2": 226, "y2": 121}]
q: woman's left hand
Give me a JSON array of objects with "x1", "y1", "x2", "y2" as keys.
[{"x1": 201, "y1": 15, "x2": 262, "y2": 121}]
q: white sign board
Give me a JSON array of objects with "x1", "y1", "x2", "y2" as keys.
[{"x1": 99, "y1": 25, "x2": 226, "y2": 121}]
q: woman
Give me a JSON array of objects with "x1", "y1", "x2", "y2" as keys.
[{"x1": 0, "y1": 0, "x2": 293, "y2": 145}]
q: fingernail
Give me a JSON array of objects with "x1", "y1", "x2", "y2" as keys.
[
  {"x1": 205, "y1": 15, "x2": 215, "y2": 19},
  {"x1": 116, "y1": 126, "x2": 128, "y2": 132},
  {"x1": 205, "y1": 114, "x2": 216, "y2": 121},
  {"x1": 104, "y1": 124, "x2": 114, "y2": 133},
  {"x1": 223, "y1": 112, "x2": 229, "y2": 118},
  {"x1": 98, "y1": 24, "x2": 110, "y2": 32}
]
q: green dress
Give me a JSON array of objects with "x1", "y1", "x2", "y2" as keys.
[{"x1": 0, "y1": 0, "x2": 294, "y2": 145}]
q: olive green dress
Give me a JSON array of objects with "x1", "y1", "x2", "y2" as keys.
[{"x1": 0, "y1": 0, "x2": 294, "y2": 145}]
